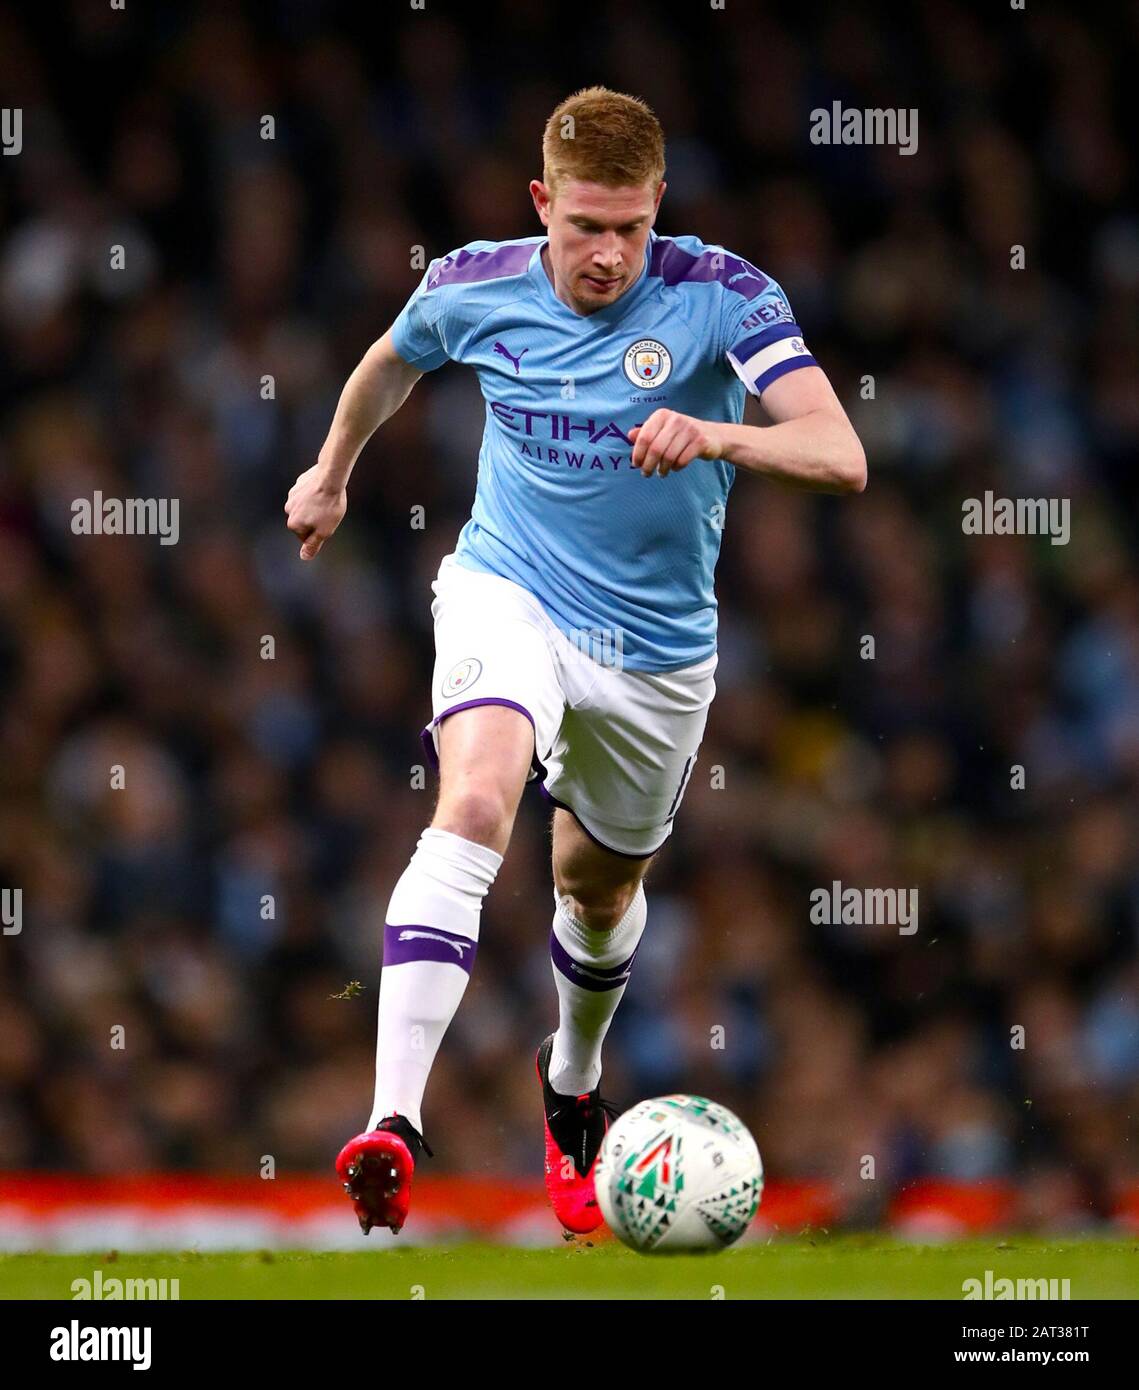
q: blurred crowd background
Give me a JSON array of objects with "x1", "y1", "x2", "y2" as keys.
[{"x1": 1, "y1": 1, "x2": 1137, "y2": 1230}]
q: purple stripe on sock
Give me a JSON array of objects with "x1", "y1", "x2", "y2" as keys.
[
  {"x1": 385, "y1": 923, "x2": 478, "y2": 973},
  {"x1": 550, "y1": 928, "x2": 639, "y2": 992}
]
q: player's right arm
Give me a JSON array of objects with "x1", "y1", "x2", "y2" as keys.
[{"x1": 285, "y1": 329, "x2": 423, "y2": 560}]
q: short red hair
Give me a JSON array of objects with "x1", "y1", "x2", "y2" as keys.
[{"x1": 542, "y1": 86, "x2": 666, "y2": 197}]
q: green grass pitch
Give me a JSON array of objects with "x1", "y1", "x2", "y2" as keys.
[{"x1": 2, "y1": 1237, "x2": 1136, "y2": 1300}]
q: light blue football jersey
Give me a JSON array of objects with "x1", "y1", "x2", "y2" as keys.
[{"x1": 390, "y1": 230, "x2": 817, "y2": 671}]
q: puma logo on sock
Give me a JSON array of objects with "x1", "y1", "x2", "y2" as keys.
[{"x1": 397, "y1": 929, "x2": 473, "y2": 958}]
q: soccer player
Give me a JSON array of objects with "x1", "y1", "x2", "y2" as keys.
[{"x1": 284, "y1": 87, "x2": 866, "y2": 1236}]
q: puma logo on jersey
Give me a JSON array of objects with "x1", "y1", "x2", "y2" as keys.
[{"x1": 493, "y1": 341, "x2": 529, "y2": 374}]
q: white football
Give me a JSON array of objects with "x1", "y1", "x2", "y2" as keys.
[{"x1": 594, "y1": 1094, "x2": 763, "y2": 1253}]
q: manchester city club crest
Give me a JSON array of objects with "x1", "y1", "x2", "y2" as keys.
[
  {"x1": 442, "y1": 657, "x2": 483, "y2": 698},
  {"x1": 623, "y1": 338, "x2": 673, "y2": 389}
]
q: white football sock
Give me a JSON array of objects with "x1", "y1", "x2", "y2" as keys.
[
  {"x1": 368, "y1": 826, "x2": 503, "y2": 1134},
  {"x1": 548, "y1": 881, "x2": 647, "y2": 1096}
]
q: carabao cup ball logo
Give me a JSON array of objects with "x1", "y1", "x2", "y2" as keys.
[
  {"x1": 442, "y1": 657, "x2": 482, "y2": 698},
  {"x1": 623, "y1": 338, "x2": 672, "y2": 389}
]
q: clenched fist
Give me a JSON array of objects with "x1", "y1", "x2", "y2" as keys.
[
  {"x1": 627, "y1": 409, "x2": 724, "y2": 477},
  {"x1": 284, "y1": 465, "x2": 347, "y2": 560}
]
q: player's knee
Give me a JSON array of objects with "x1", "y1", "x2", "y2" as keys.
[
  {"x1": 432, "y1": 786, "x2": 516, "y2": 855},
  {"x1": 562, "y1": 878, "x2": 641, "y2": 932}
]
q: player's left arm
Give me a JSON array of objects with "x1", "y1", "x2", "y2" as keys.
[{"x1": 628, "y1": 365, "x2": 866, "y2": 492}]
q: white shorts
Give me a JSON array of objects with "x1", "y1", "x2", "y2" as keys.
[{"x1": 419, "y1": 553, "x2": 717, "y2": 857}]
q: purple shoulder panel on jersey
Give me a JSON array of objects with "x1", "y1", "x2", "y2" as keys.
[
  {"x1": 426, "y1": 243, "x2": 537, "y2": 290},
  {"x1": 649, "y1": 238, "x2": 770, "y2": 300}
]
